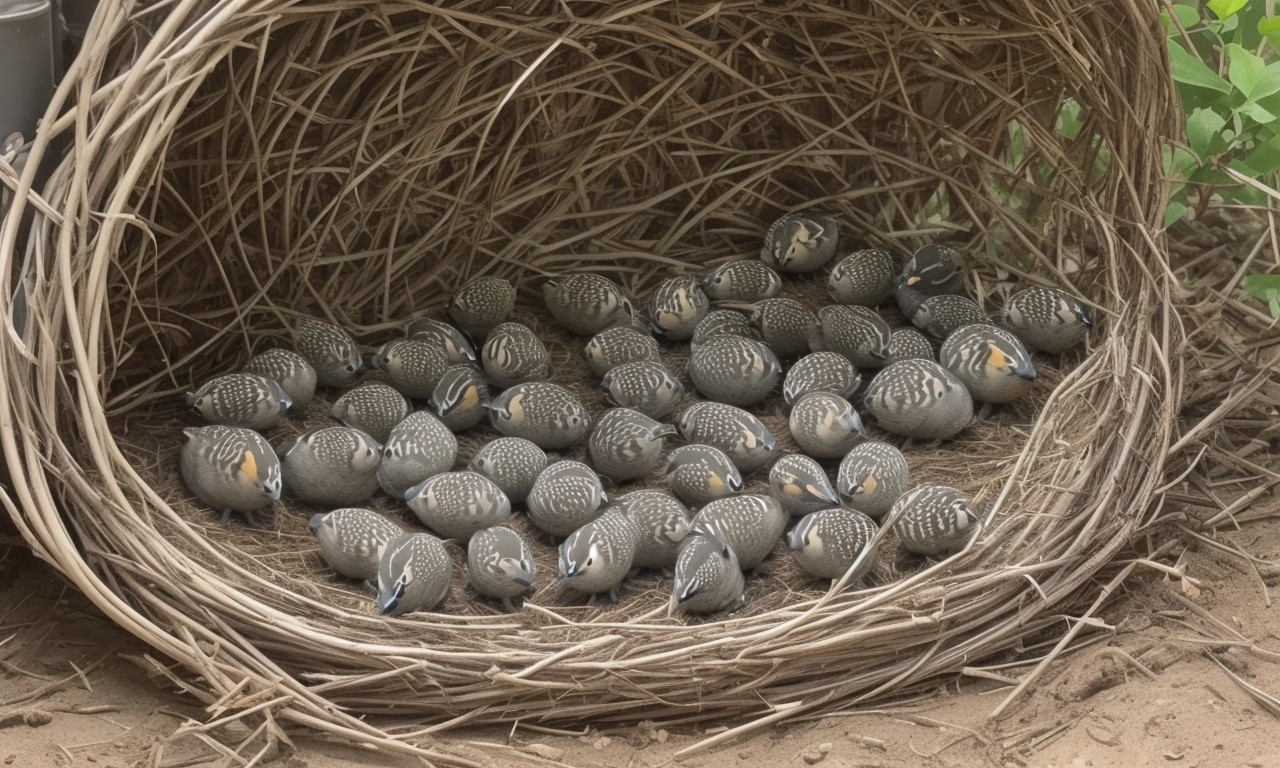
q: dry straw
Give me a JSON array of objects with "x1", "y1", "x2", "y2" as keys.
[{"x1": 0, "y1": 0, "x2": 1201, "y2": 762}]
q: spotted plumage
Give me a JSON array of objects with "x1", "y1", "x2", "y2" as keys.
[
  {"x1": 808, "y1": 304, "x2": 892, "y2": 369},
  {"x1": 330, "y1": 383, "x2": 411, "y2": 443},
  {"x1": 940, "y1": 323, "x2": 1036, "y2": 404},
  {"x1": 689, "y1": 309, "x2": 756, "y2": 350},
  {"x1": 467, "y1": 525, "x2": 535, "y2": 611},
  {"x1": 894, "y1": 243, "x2": 965, "y2": 317},
  {"x1": 526, "y1": 459, "x2": 609, "y2": 537},
  {"x1": 376, "y1": 532, "x2": 451, "y2": 616},
  {"x1": 600, "y1": 360, "x2": 685, "y2": 419},
  {"x1": 584, "y1": 326, "x2": 661, "y2": 376},
  {"x1": 480, "y1": 322, "x2": 550, "y2": 388},
  {"x1": 761, "y1": 210, "x2": 839, "y2": 273},
  {"x1": 242, "y1": 348, "x2": 316, "y2": 409},
  {"x1": 450, "y1": 276, "x2": 516, "y2": 339},
  {"x1": 750, "y1": 297, "x2": 817, "y2": 359},
  {"x1": 405, "y1": 317, "x2": 477, "y2": 365},
  {"x1": 891, "y1": 484, "x2": 980, "y2": 556},
  {"x1": 587, "y1": 407, "x2": 676, "y2": 482},
  {"x1": 788, "y1": 392, "x2": 867, "y2": 459},
  {"x1": 670, "y1": 532, "x2": 745, "y2": 615},
  {"x1": 558, "y1": 507, "x2": 641, "y2": 602},
  {"x1": 294, "y1": 319, "x2": 363, "y2": 387},
  {"x1": 783, "y1": 351, "x2": 861, "y2": 409},
  {"x1": 665, "y1": 444, "x2": 744, "y2": 507},
  {"x1": 371, "y1": 338, "x2": 450, "y2": 399},
  {"x1": 613, "y1": 490, "x2": 692, "y2": 570},
  {"x1": 768, "y1": 454, "x2": 839, "y2": 515},
  {"x1": 836, "y1": 441, "x2": 908, "y2": 520},
  {"x1": 827, "y1": 248, "x2": 897, "y2": 307},
  {"x1": 405, "y1": 470, "x2": 512, "y2": 541},
  {"x1": 647, "y1": 276, "x2": 709, "y2": 341},
  {"x1": 885, "y1": 327, "x2": 935, "y2": 364},
  {"x1": 280, "y1": 426, "x2": 382, "y2": 507},
  {"x1": 180, "y1": 425, "x2": 281, "y2": 523},
  {"x1": 687, "y1": 335, "x2": 781, "y2": 406},
  {"x1": 309, "y1": 507, "x2": 404, "y2": 581},
  {"x1": 675, "y1": 401, "x2": 777, "y2": 473},
  {"x1": 429, "y1": 364, "x2": 490, "y2": 432},
  {"x1": 787, "y1": 507, "x2": 880, "y2": 583},
  {"x1": 912, "y1": 294, "x2": 989, "y2": 340},
  {"x1": 998, "y1": 286, "x2": 1093, "y2": 354},
  {"x1": 542, "y1": 273, "x2": 635, "y2": 336},
  {"x1": 376, "y1": 410, "x2": 458, "y2": 499},
  {"x1": 700, "y1": 260, "x2": 782, "y2": 302},
  {"x1": 487, "y1": 381, "x2": 591, "y2": 450},
  {"x1": 862, "y1": 359, "x2": 973, "y2": 440},
  {"x1": 185, "y1": 372, "x2": 291, "y2": 430},
  {"x1": 690, "y1": 494, "x2": 787, "y2": 569},
  {"x1": 468, "y1": 437, "x2": 548, "y2": 504}
]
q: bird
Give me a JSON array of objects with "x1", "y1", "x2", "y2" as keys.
[
  {"x1": 997, "y1": 286, "x2": 1093, "y2": 354},
  {"x1": 468, "y1": 436, "x2": 547, "y2": 504},
  {"x1": 827, "y1": 248, "x2": 897, "y2": 307},
  {"x1": 665, "y1": 444, "x2": 744, "y2": 507},
  {"x1": 370, "y1": 338, "x2": 450, "y2": 399},
  {"x1": 895, "y1": 243, "x2": 965, "y2": 318},
  {"x1": 768, "y1": 454, "x2": 840, "y2": 515},
  {"x1": 885, "y1": 327, "x2": 935, "y2": 364},
  {"x1": 376, "y1": 532, "x2": 451, "y2": 616},
  {"x1": 783, "y1": 351, "x2": 862, "y2": 409},
  {"x1": 526, "y1": 459, "x2": 610, "y2": 537},
  {"x1": 761, "y1": 210, "x2": 839, "y2": 273},
  {"x1": 309, "y1": 507, "x2": 404, "y2": 581},
  {"x1": 670, "y1": 531, "x2": 745, "y2": 615},
  {"x1": 405, "y1": 317, "x2": 477, "y2": 365},
  {"x1": 542, "y1": 273, "x2": 635, "y2": 336},
  {"x1": 676, "y1": 401, "x2": 777, "y2": 473},
  {"x1": 583, "y1": 326, "x2": 661, "y2": 377},
  {"x1": 404, "y1": 470, "x2": 512, "y2": 541},
  {"x1": 449, "y1": 275, "x2": 515, "y2": 339},
  {"x1": 647, "y1": 276, "x2": 709, "y2": 341},
  {"x1": 428, "y1": 364, "x2": 490, "y2": 432},
  {"x1": 330, "y1": 383, "x2": 411, "y2": 443},
  {"x1": 912, "y1": 294, "x2": 989, "y2": 340},
  {"x1": 689, "y1": 309, "x2": 757, "y2": 350},
  {"x1": 587, "y1": 407, "x2": 676, "y2": 482},
  {"x1": 862, "y1": 359, "x2": 973, "y2": 440},
  {"x1": 480, "y1": 322, "x2": 551, "y2": 388},
  {"x1": 600, "y1": 360, "x2": 685, "y2": 419},
  {"x1": 788, "y1": 392, "x2": 867, "y2": 459},
  {"x1": 939, "y1": 323, "x2": 1036, "y2": 404},
  {"x1": 787, "y1": 507, "x2": 880, "y2": 583},
  {"x1": 700, "y1": 260, "x2": 782, "y2": 302},
  {"x1": 690, "y1": 494, "x2": 787, "y2": 569},
  {"x1": 837, "y1": 441, "x2": 908, "y2": 520},
  {"x1": 613, "y1": 490, "x2": 691, "y2": 570},
  {"x1": 179, "y1": 425, "x2": 280, "y2": 523},
  {"x1": 890, "y1": 484, "x2": 980, "y2": 556},
  {"x1": 467, "y1": 525, "x2": 535, "y2": 611},
  {"x1": 558, "y1": 507, "x2": 641, "y2": 602},
  {"x1": 279, "y1": 426, "x2": 382, "y2": 507},
  {"x1": 808, "y1": 304, "x2": 892, "y2": 369},
  {"x1": 487, "y1": 381, "x2": 591, "y2": 449},
  {"x1": 185, "y1": 372, "x2": 291, "y2": 431},
  {"x1": 241, "y1": 348, "x2": 316, "y2": 409},
  {"x1": 294, "y1": 318, "x2": 363, "y2": 388},
  {"x1": 376, "y1": 410, "x2": 458, "y2": 499},
  {"x1": 750, "y1": 298, "x2": 817, "y2": 359},
  {"x1": 687, "y1": 335, "x2": 781, "y2": 407}
]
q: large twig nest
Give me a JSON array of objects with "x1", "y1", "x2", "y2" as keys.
[{"x1": 1, "y1": 0, "x2": 1182, "y2": 760}]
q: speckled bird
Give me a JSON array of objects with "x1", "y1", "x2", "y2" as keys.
[
  {"x1": 186, "y1": 372, "x2": 291, "y2": 431},
  {"x1": 940, "y1": 323, "x2": 1036, "y2": 404},
  {"x1": 468, "y1": 436, "x2": 548, "y2": 504},
  {"x1": 687, "y1": 335, "x2": 781, "y2": 406},
  {"x1": 788, "y1": 391, "x2": 867, "y2": 460},
  {"x1": 542, "y1": 273, "x2": 635, "y2": 336},
  {"x1": 700, "y1": 260, "x2": 782, "y2": 302},
  {"x1": 487, "y1": 381, "x2": 591, "y2": 450},
  {"x1": 404, "y1": 470, "x2": 512, "y2": 541},
  {"x1": 761, "y1": 210, "x2": 839, "y2": 273},
  {"x1": 808, "y1": 304, "x2": 892, "y2": 369},
  {"x1": 558, "y1": 507, "x2": 641, "y2": 602},
  {"x1": 526, "y1": 459, "x2": 610, "y2": 537},
  {"x1": 912, "y1": 294, "x2": 989, "y2": 340},
  {"x1": 429, "y1": 364, "x2": 490, "y2": 432},
  {"x1": 330, "y1": 383, "x2": 411, "y2": 443},
  {"x1": 690, "y1": 494, "x2": 787, "y2": 569},
  {"x1": 376, "y1": 532, "x2": 451, "y2": 616},
  {"x1": 665, "y1": 443, "x2": 744, "y2": 507},
  {"x1": 998, "y1": 286, "x2": 1093, "y2": 354},
  {"x1": 768, "y1": 453, "x2": 839, "y2": 515},
  {"x1": 891, "y1": 484, "x2": 980, "y2": 556},
  {"x1": 376, "y1": 410, "x2": 458, "y2": 500},
  {"x1": 405, "y1": 317, "x2": 477, "y2": 366},
  {"x1": 750, "y1": 297, "x2": 817, "y2": 359},
  {"x1": 862, "y1": 359, "x2": 973, "y2": 441},
  {"x1": 613, "y1": 490, "x2": 692, "y2": 570},
  {"x1": 309, "y1": 507, "x2": 404, "y2": 581},
  {"x1": 450, "y1": 276, "x2": 515, "y2": 339},
  {"x1": 647, "y1": 276, "x2": 709, "y2": 341},
  {"x1": 480, "y1": 321, "x2": 550, "y2": 388},
  {"x1": 294, "y1": 318, "x2": 363, "y2": 388},
  {"x1": 467, "y1": 525, "x2": 535, "y2": 611},
  {"x1": 895, "y1": 243, "x2": 965, "y2": 318},
  {"x1": 676, "y1": 401, "x2": 777, "y2": 473},
  {"x1": 885, "y1": 327, "x2": 935, "y2": 365},
  {"x1": 670, "y1": 531, "x2": 745, "y2": 615},
  {"x1": 689, "y1": 309, "x2": 757, "y2": 350},
  {"x1": 827, "y1": 248, "x2": 897, "y2": 307},
  {"x1": 787, "y1": 507, "x2": 880, "y2": 583},
  {"x1": 836, "y1": 440, "x2": 908, "y2": 520},
  {"x1": 280, "y1": 426, "x2": 382, "y2": 507},
  {"x1": 180, "y1": 425, "x2": 280, "y2": 524},
  {"x1": 584, "y1": 326, "x2": 661, "y2": 376},
  {"x1": 242, "y1": 348, "x2": 316, "y2": 409},
  {"x1": 587, "y1": 407, "x2": 676, "y2": 482},
  {"x1": 783, "y1": 351, "x2": 861, "y2": 409},
  {"x1": 371, "y1": 338, "x2": 450, "y2": 399},
  {"x1": 600, "y1": 360, "x2": 685, "y2": 419}
]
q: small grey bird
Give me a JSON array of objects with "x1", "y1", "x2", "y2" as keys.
[
  {"x1": 371, "y1": 338, "x2": 450, "y2": 399},
  {"x1": 450, "y1": 275, "x2": 516, "y2": 339},
  {"x1": 429, "y1": 364, "x2": 490, "y2": 432},
  {"x1": 647, "y1": 276, "x2": 709, "y2": 341},
  {"x1": 377, "y1": 410, "x2": 459, "y2": 499},
  {"x1": 787, "y1": 507, "x2": 879, "y2": 583},
  {"x1": 180, "y1": 425, "x2": 281, "y2": 523},
  {"x1": 294, "y1": 318, "x2": 363, "y2": 387},
  {"x1": 481, "y1": 322, "x2": 551, "y2": 388},
  {"x1": 467, "y1": 525, "x2": 535, "y2": 611},
  {"x1": 912, "y1": 294, "x2": 989, "y2": 340},
  {"x1": 331, "y1": 383, "x2": 411, "y2": 443},
  {"x1": 808, "y1": 304, "x2": 892, "y2": 369},
  {"x1": 405, "y1": 317, "x2": 477, "y2": 365},
  {"x1": 242, "y1": 348, "x2": 316, "y2": 409},
  {"x1": 676, "y1": 401, "x2": 777, "y2": 473},
  {"x1": 768, "y1": 453, "x2": 839, "y2": 515},
  {"x1": 837, "y1": 440, "x2": 908, "y2": 520},
  {"x1": 691, "y1": 494, "x2": 787, "y2": 570},
  {"x1": 828, "y1": 248, "x2": 897, "y2": 307},
  {"x1": 700, "y1": 260, "x2": 782, "y2": 302},
  {"x1": 587, "y1": 407, "x2": 676, "y2": 482},
  {"x1": 584, "y1": 326, "x2": 661, "y2": 376},
  {"x1": 750, "y1": 298, "x2": 817, "y2": 359},
  {"x1": 783, "y1": 351, "x2": 861, "y2": 409},
  {"x1": 376, "y1": 532, "x2": 451, "y2": 616},
  {"x1": 891, "y1": 484, "x2": 980, "y2": 556},
  {"x1": 404, "y1": 470, "x2": 512, "y2": 541},
  {"x1": 309, "y1": 507, "x2": 404, "y2": 581},
  {"x1": 600, "y1": 360, "x2": 685, "y2": 419},
  {"x1": 558, "y1": 507, "x2": 641, "y2": 602},
  {"x1": 670, "y1": 531, "x2": 745, "y2": 615},
  {"x1": 998, "y1": 286, "x2": 1093, "y2": 354},
  {"x1": 885, "y1": 327, "x2": 935, "y2": 365},
  {"x1": 468, "y1": 436, "x2": 548, "y2": 504},
  {"x1": 862, "y1": 359, "x2": 973, "y2": 440},
  {"x1": 526, "y1": 459, "x2": 610, "y2": 537},
  {"x1": 542, "y1": 273, "x2": 635, "y2": 336},
  {"x1": 789, "y1": 392, "x2": 867, "y2": 459},
  {"x1": 687, "y1": 335, "x2": 781, "y2": 406},
  {"x1": 895, "y1": 243, "x2": 965, "y2": 317},
  {"x1": 186, "y1": 373, "x2": 291, "y2": 430},
  {"x1": 689, "y1": 309, "x2": 757, "y2": 350},
  {"x1": 665, "y1": 444, "x2": 744, "y2": 507},
  {"x1": 761, "y1": 210, "x2": 839, "y2": 273},
  {"x1": 940, "y1": 324, "x2": 1036, "y2": 404},
  {"x1": 487, "y1": 381, "x2": 591, "y2": 450},
  {"x1": 613, "y1": 490, "x2": 692, "y2": 570},
  {"x1": 280, "y1": 426, "x2": 382, "y2": 507}
]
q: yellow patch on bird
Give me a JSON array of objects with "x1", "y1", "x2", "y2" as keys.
[
  {"x1": 658, "y1": 310, "x2": 680, "y2": 330},
  {"x1": 460, "y1": 386, "x2": 479, "y2": 409},
  {"x1": 239, "y1": 449, "x2": 257, "y2": 482},
  {"x1": 861, "y1": 473, "x2": 877, "y2": 494},
  {"x1": 782, "y1": 482, "x2": 802, "y2": 497},
  {"x1": 806, "y1": 530, "x2": 824, "y2": 557},
  {"x1": 906, "y1": 275, "x2": 921, "y2": 287},
  {"x1": 507, "y1": 394, "x2": 526, "y2": 424},
  {"x1": 986, "y1": 344, "x2": 1008, "y2": 371},
  {"x1": 675, "y1": 288, "x2": 697, "y2": 321},
  {"x1": 708, "y1": 474, "x2": 724, "y2": 492}
]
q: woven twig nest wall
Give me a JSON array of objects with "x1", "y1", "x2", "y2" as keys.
[{"x1": 2, "y1": 0, "x2": 1183, "y2": 760}]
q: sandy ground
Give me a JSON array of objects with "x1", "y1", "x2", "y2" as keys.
[{"x1": 3, "y1": 494, "x2": 1278, "y2": 768}]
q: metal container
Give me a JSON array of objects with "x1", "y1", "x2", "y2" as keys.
[{"x1": 0, "y1": 0, "x2": 55, "y2": 138}]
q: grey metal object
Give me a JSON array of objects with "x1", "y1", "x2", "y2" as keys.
[{"x1": 0, "y1": 2, "x2": 56, "y2": 138}]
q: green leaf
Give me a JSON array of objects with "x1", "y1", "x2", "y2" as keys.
[
  {"x1": 1238, "y1": 101, "x2": 1278, "y2": 124},
  {"x1": 1186, "y1": 107, "x2": 1227, "y2": 159},
  {"x1": 1247, "y1": 63, "x2": 1280, "y2": 101},
  {"x1": 1168, "y1": 41, "x2": 1233, "y2": 93},
  {"x1": 1226, "y1": 43, "x2": 1266, "y2": 95},
  {"x1": 1234, "y1": 135, "x2": 1280, "y2": 175},
  {"x1": 1261, "y1": 17, "x2": 1280, "y2": 50},
  {"x1": 1208, "y1": 0, "x2": 1248, "y2": 20},
  {"x1": 1241, "y1": 274, "x2": 1280, "y2": 317},
  {"x1": 1163, "y1": 201, "x2": 1188, "y2": 227},
  {"x1": 1163, "y1": 4, "x2": 1202, "y2": 36},
  {"x1": 1056, "y1": 99, "x2": 1082, "y2": 139}
]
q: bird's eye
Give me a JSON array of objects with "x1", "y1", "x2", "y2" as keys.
[{"x1": 585, "y1": 557, "x2": 594, "y2": 567}]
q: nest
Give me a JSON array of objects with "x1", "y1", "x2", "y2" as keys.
[{"x1": 1, "y1": 0, "x2": 1186, "y2": 761}]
